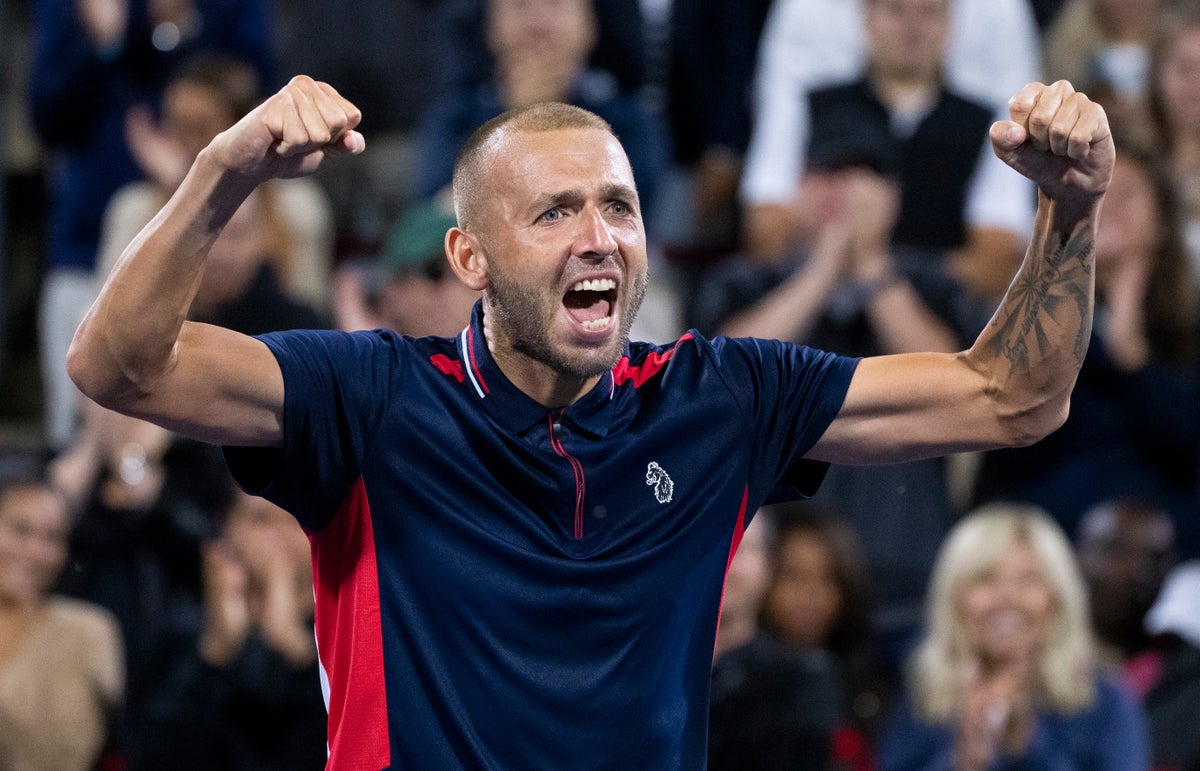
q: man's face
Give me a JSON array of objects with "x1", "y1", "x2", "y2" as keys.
[
  {"x1": 474, "y1": 127, "x2": 648, "y2": 383},
  {"x1": 865, "y1": 0, "x2": 950, "y2": 82},
  {"x1": 1078, "y1": 504, "x2": 1175, "y2": 614},
  {"x1": 488, "y1": 0, "x2": 595, "y2": 63}
]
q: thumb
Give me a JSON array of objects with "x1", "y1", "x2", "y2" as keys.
[
  {"x1": 325, "y1": 129, "x2": 366, "y2": 157},
  {"x1": 990, "y1": 120, "x2": 1027, "y2": 157}
]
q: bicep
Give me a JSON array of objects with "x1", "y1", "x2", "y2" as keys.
[
  {"x1": 118, "y1": 321, "x2": 285, "y2": 448},
  {"x1": 808, "y1": 351, "x2": 1005, "y2": 464}
]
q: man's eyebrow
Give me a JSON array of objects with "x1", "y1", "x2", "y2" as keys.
[
  {"x1": 527, "y1": 190, "x2": 586, "y2": 216},
  {"x1": 601, "y1": 184, "x2": 640, "y2": 206},
  {"x1": 525, "y1": 185, "x2": 641, "y2": 218}
]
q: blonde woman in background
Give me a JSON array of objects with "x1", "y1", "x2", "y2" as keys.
[{"x1": 877, "y1": 504, "x2": 1150, "y2": 771}]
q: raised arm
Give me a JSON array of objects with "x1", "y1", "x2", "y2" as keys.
[
  {"x1": 67, "y1": 76, "x2": 364, "y2": 447},
  {"x1": 810, "y1": 81, "x2": 1113, "y2": 465}
]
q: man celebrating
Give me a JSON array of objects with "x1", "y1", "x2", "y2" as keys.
[{"x1": 68, "y1": 75, "x2": 1112, "y2": 769}]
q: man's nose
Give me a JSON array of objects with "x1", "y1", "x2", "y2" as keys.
[{"x1": 574, "y1": 206, "x2": 618, "y2": 259}]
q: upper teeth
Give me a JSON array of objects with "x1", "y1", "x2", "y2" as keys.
[{"x1": 571, "y1": 278, "x2": 616, "y2": 292}]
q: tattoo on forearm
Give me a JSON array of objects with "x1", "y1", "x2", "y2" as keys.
[{"x1": 983, "y1": 227, "x2": 1094, "y2": 376}]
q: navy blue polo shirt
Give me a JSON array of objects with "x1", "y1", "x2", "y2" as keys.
[{"x1": 225, "y1": 302, "x2": 858, "y2": 770}]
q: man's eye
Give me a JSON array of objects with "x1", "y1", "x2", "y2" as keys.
[
  {"x1": 540, "y1": 208, "x2": 562, "y2": 222},
  {"x1": 611, "y1": 201, "x2": 630, "y2": 215}
]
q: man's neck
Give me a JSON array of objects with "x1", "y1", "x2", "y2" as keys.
[{"x1": 483, "y1": 311, "x2": 600, "y2": 409}]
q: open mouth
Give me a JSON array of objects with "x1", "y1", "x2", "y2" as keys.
[{"x1": 563, "y1": 278, "x2": 617, "y2": 332}]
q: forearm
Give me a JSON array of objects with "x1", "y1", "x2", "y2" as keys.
[
  {"x1": 68, "y1": 149, "x2": 257, "y2": 407},
  {"x1": 965, "y1": 190, "x2": 1097, "y2": 444}
]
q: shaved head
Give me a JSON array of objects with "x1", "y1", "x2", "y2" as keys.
[{"x1": 451, "y1": 102, "x2": 615, "y2": 230}]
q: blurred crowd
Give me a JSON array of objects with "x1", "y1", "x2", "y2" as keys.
[{"x1": 2, "y1": 0, "x2": 1200, "y2": 768}]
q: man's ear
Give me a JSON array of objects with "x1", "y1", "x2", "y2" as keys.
[{"x1": 445, "y1": 227, "x2": 489, "y2": 291}]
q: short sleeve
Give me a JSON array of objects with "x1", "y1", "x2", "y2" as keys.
[
  {"x1": 224, "y1": 328, "x2": 407, "y2": 530},
  {"x1": 704, "y1": 335, "x2": 858, "y2": 501}
]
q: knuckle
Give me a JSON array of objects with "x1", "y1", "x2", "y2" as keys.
[{"x1": 1027, "y1": 112, "x2": 1051, "y2": 132}]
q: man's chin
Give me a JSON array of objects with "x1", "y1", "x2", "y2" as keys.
[{"x1": 518, "y1": 338, "x2": 625, "y2": 381}]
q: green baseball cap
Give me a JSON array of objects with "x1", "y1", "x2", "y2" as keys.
[{"x1": 382, "y1": 199, "x2": 458, "y2": 271}]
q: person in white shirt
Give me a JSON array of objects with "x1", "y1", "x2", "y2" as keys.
[{"x1": 741, "y1": 0, "x2": 1040, "y2": 298}]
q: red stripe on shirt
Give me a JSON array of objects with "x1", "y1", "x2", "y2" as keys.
[
  {"x1": 430, "y1": 353, "x2": 465, "y2": 383},
  {"x1": 310, "y1": 477, "x2": 390, "y2": 770},
  {"x1": 714, "y1": 486, "x2": 750, "y2": 653},
  {"x1": 612, "y1": 332, "x2": 693, "y2": 388},
  {"x1": 466, "y1": 325, "x2": 490, "y2": 394}
]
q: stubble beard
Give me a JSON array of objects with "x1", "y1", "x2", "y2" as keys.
[{"x1": 485, "y1": 260, "x2": 648, "y2": 380}]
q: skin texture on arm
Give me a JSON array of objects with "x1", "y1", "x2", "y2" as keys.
[
  {"x1": 809, "y1": 81, "x2": 1114, "y2": 465},
  {"x1": 67, "y1": 76, "x2": 364, "y2": 447}
]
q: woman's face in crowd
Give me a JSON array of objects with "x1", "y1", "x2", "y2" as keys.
[
  {"x1": 0, "y1": 486, "x2": 70, "y2": 607},
  {"x1": 764, "y1": 530, "x2": 842, "y2": 649},
  {"x1": 163, "y1": 80, "x2": 239, "y2": 163},
  {"x1": 958, "y1": 539, "x2": 1056, "y2": 666},
  {"x1": 1095, "y1": 154, "x2": 1160, "y2": 283},
  {"x1": 1159, "y1": 27, "x2": 1200, "y2": 132}
]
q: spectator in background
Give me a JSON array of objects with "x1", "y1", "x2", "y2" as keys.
[
  {"x1": 50, "y1": 187, "x2": 327, "y2": 767},
  {"x1": 971, "y1": 143, "x2": 1200, "y2": 553},
  {"x1": 28, "y1": 0, "x2": 274, "y2": 450},
  {"x1": 661, "y1": 0, "x2": 773, "y2": 256},
  {"x1": 271, "y1": 0, "x2": 438, "y2": 259},
  {"x1": 740, "y1": 0, "x2": 1034, "y2": 305},
  {"x1": 0, "y1": 478, "x2": 124, "y2": 770},
  {"x1": 96, "y1": 53, "x2": 334, "y2": 312},
  {"x1": 134, "y1": 490, "x2": 326, "y2": 771},
  {"x1": 1148, "y1": 4, "x2": 1200, "y2": 285},
  {"x1": 740, "y1": 0, "x2": 1039, "y2": 294},
  {"x1": 758, "y1": 502, "x2": 885, "y2": 769},
  {"x1": 878, "y1": 503, "x2": 1151, "y2": 771},
  {"x1": 1140, "y1": 560, "x2": 1200, "y2": 770},
  {"x1": 708, "y1": 510, "x2": 845, "y2": 770},
  {"x1": 1042, "y1": 0, "x2": 1164, "y2": 147},
  {"x1": 413, "y1": 0, "x2": 668, "y2": 218},
  {"x1": 696, "y1": 148, "x2": 988, "y2": 679},
  {"x1": 1076, "y1": 498, "x2": 1177, "y2": 676},
  {"x1": 332, "y1": 198, "x2": 480, "y2": 336},
  {"x1": 419, "y1": 0, "x2": 646, "y2": 97}
]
